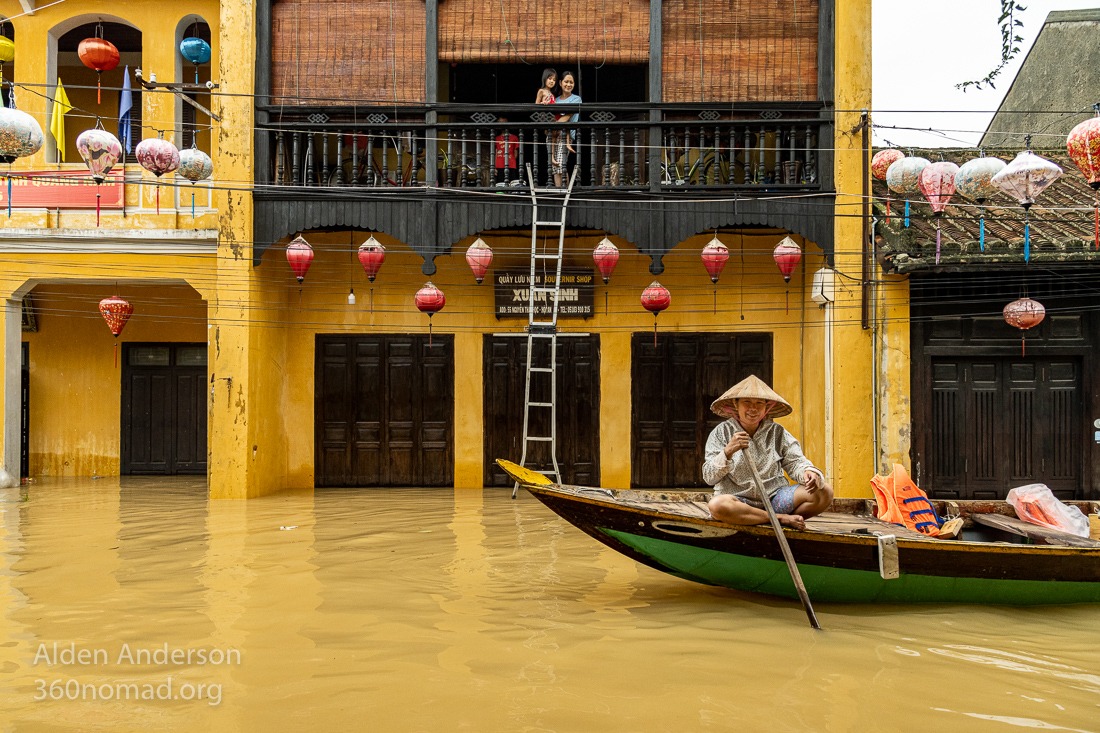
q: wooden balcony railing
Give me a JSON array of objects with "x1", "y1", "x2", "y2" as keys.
[{"x1": 256, "y1": 105, "x2": 827, "y2": 193}]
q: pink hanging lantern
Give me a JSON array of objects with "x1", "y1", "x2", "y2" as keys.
[
  {"x1": 415, "y1": 282, "x2": 446, "y2": 346},
  {"x1": 955, "y1": 156, "x2": 1006, "y2": 253},
  {"x1": 1066, "y1": 110, "x2": 1100, "y2": 249},
  {"x1": 357, "y1": 235, "x2": 385, "y2": 282},
  {"x1": 286, "y1": 235, "x2": 314, "y2": 284},
  {"x1": 640, "y1": 281, "x2": 670, "y2": 346},
  {"x1": 919, "y1": 161, "x2": 959, "y2": 265},
  {"x1": 134, "y1": 137, "x2": 180, "y2": 214},
  {"x1": 99, "y1": 295, "x2": 133, "y2": 368},
  {"x1": 593, "y1": 237, "x2": 619, "y2": 284},
  {"x1": 76, "y1": 128, "x2": 123, "y2": 226},
  {"x1": 1003, "y1": 297, "x2": 1045, "y2": 356},
  {"x1": 701, "y1": 236, "x2": 729, "y2": 284},
  {"x1": 465, "y1": 237, "x2": 493, "y2": 284},
  {"x1": 990, "y1": 149, "x2": 1063, "y2": 263},
  {"x1": 872, "y1": 148, "x2": 905, "y2": 222},
  {"x1": 773, "y1": 236, "x2": 802, "y2": 283}
]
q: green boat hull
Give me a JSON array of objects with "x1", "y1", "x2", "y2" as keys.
[{"x1": 604, "y1": 529, "x2": 1100, "y2": 605}]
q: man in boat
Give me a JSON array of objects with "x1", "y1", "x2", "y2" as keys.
[{"x1": 703, "y1": 375, "x2": 833, "y2": 531}]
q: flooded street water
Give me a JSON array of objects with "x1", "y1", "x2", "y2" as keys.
[{"x1": 1, "y1": 479, "x2": 1098, "y2": 732}]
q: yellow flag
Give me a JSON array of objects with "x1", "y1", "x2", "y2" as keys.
[{"x1": 49, "y1": 79, "x2": 72, "y2": 162}]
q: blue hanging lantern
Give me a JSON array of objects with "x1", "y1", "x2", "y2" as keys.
[{"x1": 179, "y1": 37, "x2": 211, "y2": 84}]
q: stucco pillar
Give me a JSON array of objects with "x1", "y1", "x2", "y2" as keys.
[
  {"x1": 0, "y1": 298, "x2": 20, "y2": 487},
  {"x1": 599, "y1": 331, "x2": 632, "y2": 487},
  {"x1": 453, "y1": 331, "x2": 484, "y2": 488}
]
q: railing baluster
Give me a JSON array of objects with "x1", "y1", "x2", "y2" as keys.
[
  {"x1": 291, "y1": 132, "x2": 300, "y2": 185},
  {"x1": 446, "y1": 133, "x2": 454, "y2": 187},
  {"x1": 351, "y1": 133, "x2": 359, "y2": 185},
  {"x1": 700, "y1": 125, "x2": 708, "y2": 185},
  {"x1": 602, "y1": 128, "x2": 610, "y2": 186},
  {"x1": 516, "y1": 129, "x2": 525, "y2": 185},
  {"x1": 305, "y1": 134, "x2": 315, "y2": 185},
  {"x1": 460, "y1": 132, "x2": 468, "y2": 187},
  {"x1": 757, "y1": 128, "x2": 766, "y2": 184},
  {"x1": 743, "y1": 127, "x2": 752, "y2": 183},
  {"x1": 321, "y1": 132, "x2": 330, "y2": 186},
  {"x1": 274, "y1": 131, "x2": 285, "y2": 185},
  {"x1": 805, "y1": 125, "x2": 814, "y2": 184},
  {"x1": 381, "y1": 134, "x2": 389, "y2": 186},
  {"x1": 618, "y1": 127, "x2": 625, "y2": 188},
  {"x1": 729, "y1": 125, "x2": 736, "y2": 185},
  {"x1": 411, "y1": 131, "x2": 420, "y2": 186},
  {"x1": 475, "y1": 128, "x2": 483, "y2": 187},
  {"x1": 334, "y1": 133, "x2": 344, "y2": 186},
  {"x1": 366, "y1": 134, "x2": 375, "y2": 186},
  {"x1": 633, "y1": 128, "x2": 640, "y2": 187}
]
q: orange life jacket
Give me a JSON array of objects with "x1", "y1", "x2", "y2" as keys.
[{"x1": 870, "y1": 464, "x2": 943, "y2": 536}]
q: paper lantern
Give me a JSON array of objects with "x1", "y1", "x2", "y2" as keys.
[
  {"x1": 886, "y1": 156, "x2": 929, "y2": 228},
  {"x1": 77, "y1": 36, "x2": 120, "y2": 104},
  {"x1": 773, "y1": 236, "x2": 802, "y2": 283},
  {"x1": 0, "y1": 107, "x2": 44, "y2": 164},
  {"x1": 871, "y1": 149, "x2": 904, "y2": 180},
  {"x1": 465, "y1": 238, "x2": 493, "y2": 284},
  {"x1": 1003, "y1": 297, "x2": 1045, "y2": 356},
  {"x1": 991, "y1": 150, "x2": 1063, "y2": 262},
  {"x1": 593, "y1": 238, "x2": 619, "y2": 284},
  {"x1": 76, "y1": 128, "x2": 122, "y2": 226},
  {"x1": 99, "y1": 295, "x2": 133, "y2": 367},
  {"x1": 0, "y1": 37, "x2": 14, "y2": 69},
  {"x1": 179, "y1": 37, "x2": 212, "y2": 84},
  {"x1": 415, "y1": 282, "x2": 446, "y2": 345},
  {"x1": 135, "y1": 137, "x2": 180, "y2": 214},
  {"x1": 357, "y1": 236, "x2": 385, "y2": 282},
  {"x1": 701, "y1": 236, "x2": 729, "y2": 284},
  {"x1": 1066, "y1": 113, "x2": 1100, "y2": 250},
  {"x1": 286, "y1": 235, "x2": 314, "y2": 284},
  {"x1": 177, "y1": 146, "x2": 213, "y2": 219},
  {"x1": 955, "y1": 156, "x2": 1006, "y2": 252},
  {"x1": 919, "y1": 161, "x2": 959, "y2": 265},
  {"x1": 640, "y1": 281, "x2": 670, "y2": 346}
]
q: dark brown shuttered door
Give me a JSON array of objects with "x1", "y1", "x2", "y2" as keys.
[
  {"x1": 483, "y1": 335, "x2": 600, "y2": 488},
  {"x1": 631, "y1": 333, "x2": 772, "y2": 488},
  {"x1": 927, "y1": 358, "x2": 1081, "y2": 500},
  {"x1": 121, "y1": 344, "x2": 208, "y2": 475},
  {"x1": 316, "y1": 335, "x2": 454, "y2": 487}
]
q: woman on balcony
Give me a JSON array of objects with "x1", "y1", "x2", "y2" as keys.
[{"x1": 552, "y1": 70, "x2": 581, "y2": 188}]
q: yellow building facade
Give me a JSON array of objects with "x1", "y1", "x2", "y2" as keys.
[{"x1": 1, "y1": 1, "x2": 897, "y2": 500}]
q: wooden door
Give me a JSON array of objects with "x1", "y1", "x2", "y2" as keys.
[
  {"x1": 927, "y1": 357, "x2": 1081, "y2": 499},
  {"x1": 316, "y1": 335, "x2": 453, "y2": 487},
  {"x1": 483, "y1": 335, "x2": 600, "y2": 487},
  {"x1": 121, "y1": 344, "x2": 208, "y2": 475},
  {"x1": 631, "y1": 333, "x2": 772, "y2": 487}
]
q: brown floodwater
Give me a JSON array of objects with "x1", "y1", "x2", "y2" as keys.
[{"x1": 0, "y1": 478, "x2": 1098, "y2": 732}]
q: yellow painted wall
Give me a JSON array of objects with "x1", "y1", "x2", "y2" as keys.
[{"x1": 257, "y1": 228, "x2": 830, "y2": 490}]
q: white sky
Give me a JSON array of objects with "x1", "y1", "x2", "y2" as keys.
[{"x1": 872, "y1": 0, "x2": 1100, "y2": 147}]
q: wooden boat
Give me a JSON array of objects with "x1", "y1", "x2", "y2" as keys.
[{"x1": 498, "y1": 460, "x2": 1100, "y2": 605}]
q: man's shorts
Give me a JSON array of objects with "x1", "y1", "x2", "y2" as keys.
[{"x1": 736, "y1": 485, "x2": 798, "y2": 515}]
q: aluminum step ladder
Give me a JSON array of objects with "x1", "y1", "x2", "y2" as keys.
[{"x1": 513, "y1": 164, "x2": 579, "y2": 498}]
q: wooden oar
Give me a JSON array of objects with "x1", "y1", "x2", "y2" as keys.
[{"x1": 744, "y1": 453, "x2": 821, "y2": 630}]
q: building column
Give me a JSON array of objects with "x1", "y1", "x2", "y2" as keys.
[
  {"x1": 0, "y1": 298, "x2": 20, "y2": 487},
  {"x1": 453, "y1": 331, "x2": 483, "y2": 488},
  {"x1": 600, "y1": 331, "x2": 632, "y2": 487}
]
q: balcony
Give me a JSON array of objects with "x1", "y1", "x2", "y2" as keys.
[
  {"x1": 252, "y1": 104, "x2": 835, "y2": 269},
  {"x1": 256, "y1": 104, "x2": 827, "y2": 192}
]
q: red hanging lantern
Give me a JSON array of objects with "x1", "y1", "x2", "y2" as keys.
[
  {"x1": 593, "y1": 237, "x2": 620, "y2": 284},
  {"x1": 872, "y1": 149, "x2": 905, "y2": 223},
  {"x1": 99, "y1": 295, "x2": 133, "y2": 368},
  {"x1": 640, "y1": 281, "x2": 670, "y2": 347},
  {"x1": 286, "y1": 235, "x2": 314, "y2": 284},
  {"x1": 415, "y1": 281, "x2": 446, "y2": 345},
  {"x1": 465, "y1": 237, "x2": 493, "y2": 284},
  {"x1": 357, "y1": 235, "x2": 385, "y2": 282},
  {"x1": 1003, "y1": 297, "x2": 1045, "y2": 356},
  {"x1": 77, "y1": 35, "x2": 120, "y2": 104},
  {"x1": 701, "y1": 236, "x2": 729, "y2": 284},
  {"x1": 773, "y1": 236, "x2": 802, "y2": 283},
  {"x1": 1066, "y1": 110, "x2": 1100, "y2": 250}
]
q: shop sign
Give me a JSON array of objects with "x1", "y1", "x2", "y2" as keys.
[
  {"x1": 493, "y1": 268, "x2": 594, "y2": 319},
  {"x1": 0, "y1": 171, "x2": 125, "y2": 209}
]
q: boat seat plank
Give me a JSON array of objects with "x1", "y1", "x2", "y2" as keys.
[
  {"x1": 806, "y1": 512, "x2": 933, "y2": 540},
  {"x1": 970, "y1": 514, "x2": 1100, "y2": 548}
]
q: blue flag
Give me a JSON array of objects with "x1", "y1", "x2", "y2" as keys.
[{"x1": 118, "y1": 66, "x2": 133, "y2": 154}]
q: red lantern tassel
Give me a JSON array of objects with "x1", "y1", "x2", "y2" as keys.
[
  {"x1": 1094, "y1": 194, "x2": 1098, "y2": 251},
  {"x1": 96, "y1": 191, "x2": 101, "y2": 227},
  {"x1": 428, "y1": 317, "x2": 433, "y2": 347},
  {"x1": 155, "y1": 185, "x2": 160, "y2": 215},
  {"x1": 114, "y1": 342, "x2": 119, "y2": 368},
  {"x1": 6, "y1": 175, "x2": 11, "y2": 218},
  {"x1": 652, "y1": 314, "x2": 658, "y2": 347},
  {"x1": 97, "y1": 73, "x2": 102, "y2": 105},
  {"x1": 1021, "y1": 335, "x2": 1026, "y2": 358},
  {"x1": 935, "y1": 226, "x2": 941, "y2": 265}
]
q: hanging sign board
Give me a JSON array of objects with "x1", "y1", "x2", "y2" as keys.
[
  {"x1": 0, "y1": 171, "x2": 125, "y2": 209},
  {"x1": 494, "y1": 268, "x2": 595, "y2": 319}
]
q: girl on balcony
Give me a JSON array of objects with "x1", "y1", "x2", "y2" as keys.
[
  {"x1": 553, "y1": 70, "x2": 581, "y2": 187},
  {"x1": 536, "y1": 69, "x2": 562, "y2": 186}
]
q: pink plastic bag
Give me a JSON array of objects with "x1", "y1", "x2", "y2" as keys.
[{"x1": 1006, "y1": 484, "x2": 1089, "y2": 538}]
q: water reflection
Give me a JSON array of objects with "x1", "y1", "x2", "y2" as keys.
[{"x1": 0, "y1": 479, "x2": 1097, "y2": 732}]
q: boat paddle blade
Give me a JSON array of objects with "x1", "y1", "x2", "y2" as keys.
[{"x1": 495, "y1": 459, "x2": 554, "y2": 486}]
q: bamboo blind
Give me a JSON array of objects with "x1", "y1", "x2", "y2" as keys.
[
  {"x1": 438, "y1": 0, "x2": 650, "y2": 64},
  {"x1": 271, "y1": 0, "x2": 427, "y2": 105},
  {"x1": 663, "y1": 0, "x2": 819, "y2": 103}
]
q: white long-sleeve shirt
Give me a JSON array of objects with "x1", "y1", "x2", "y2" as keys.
[{"x1": 702, "y1": 418, "x2": 822, "y2": 499}]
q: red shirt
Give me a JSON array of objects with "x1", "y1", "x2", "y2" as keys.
[{"x1": 495, "y1": 133, "x2": 519, "y2": 169}]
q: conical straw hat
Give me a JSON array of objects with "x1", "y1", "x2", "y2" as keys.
[{"x1": 710, "y1": 375, "x2": 792, "y2": 419}]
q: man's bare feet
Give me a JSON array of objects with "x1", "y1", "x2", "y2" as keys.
[{"x1": 776, "y1": 513, "x2": 806, "y2": 531}]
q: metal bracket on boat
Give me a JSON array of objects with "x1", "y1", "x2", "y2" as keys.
[{"x1": 877, "y1": 534, "x2": 899, "y2": 580}]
